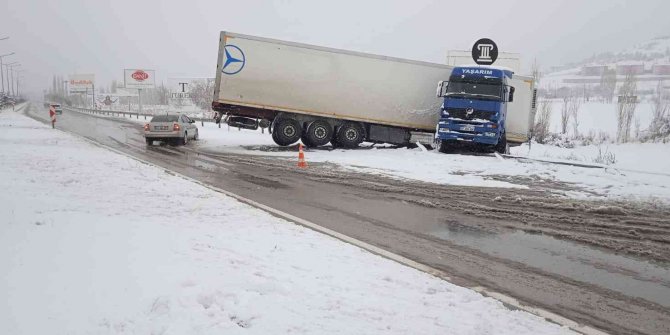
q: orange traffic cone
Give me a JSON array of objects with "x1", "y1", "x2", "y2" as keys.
[{"x1": 297, "y1": 143, "x2": 308, "y2": 168}]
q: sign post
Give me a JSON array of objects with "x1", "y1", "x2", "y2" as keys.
[
  {"x1": 472, "y1": 38, "x2": 499, "y2": 66},
  {"x1": 124, "y1": 69, "x2": 155, "y2": 114},
  {"x1": 49, "y1": 105, "x2": 56, "y2": 128}
]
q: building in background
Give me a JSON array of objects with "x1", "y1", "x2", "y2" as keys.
[
  {"x1": 580, "y1": 65, "x2": 609, "y2": 76},
  {"x1": 616, "y1": 63, "x2": 645, "y2": 75},
  {"x1": 652, "y1": 64, "x2": 670, "y2": 75}
]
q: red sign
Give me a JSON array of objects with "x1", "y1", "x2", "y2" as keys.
[{"x1": 131, "y1": 70, "x2": 149, "y2": 82}]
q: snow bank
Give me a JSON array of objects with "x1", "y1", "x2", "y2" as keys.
[
  {"x1": 0, "y1": 110, "x2": 573, "y2": 334},
  {"x1": 193, "y1": 125, "x2": 670, "y2": 201}
]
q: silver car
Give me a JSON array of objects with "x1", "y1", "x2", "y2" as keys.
[{"x1": 144, "y1": 114, "x2": 198, "y2": 145}]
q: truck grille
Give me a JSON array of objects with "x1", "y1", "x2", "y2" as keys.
[{"x1": 446, "y1": 108, "x2": 495, "y2": 121}]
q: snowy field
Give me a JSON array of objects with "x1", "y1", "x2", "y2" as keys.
[
  {"x1": 0, "y1": 109, "x2": 574, "y2": 334},
  {"x1": 544, "y1": 101, "x2": 656, "y2": 139},
  {"x1": 194, "y1": 125, "x2": 670, "y2": 202}
]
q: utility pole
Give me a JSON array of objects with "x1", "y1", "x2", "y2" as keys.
[
  {"x1": 63, "y1": 80, "x2": 68, "y2": 104},
  {"x1": 0, "y1": 52, "x2": 15, "y2": 94},
  {"x1": 15, "y1": 70, "x2": 25, "y2": 98},
  {"x1": 7, "y1": 63, "x2": 20, "y2": 96}
]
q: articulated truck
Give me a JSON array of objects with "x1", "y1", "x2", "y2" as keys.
[
  {"x1": 435, "y1": 67, "x2": 537, "y2": 153},
  {"x1": 211, "y1": 32, "x2": 536, "y2": 150}
]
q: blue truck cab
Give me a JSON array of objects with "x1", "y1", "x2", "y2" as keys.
[{"x1": 435, "y1": 66, "x2": 515, "y2": 153}]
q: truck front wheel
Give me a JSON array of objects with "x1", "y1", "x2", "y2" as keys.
[
  {"x1": 336, "y1": 122, "x2": 364, "y2": 148},
  {"x1": 272, "y1": 117, "x2": 302, "y2": 146},
  {"x1": 437, "y1": 139, "x2": 454, "y2": 153},
  {"x1": 494, "y1": 133, "x2": 508, "y2": 154},
  {"x1": 305, "y1": 119, "x2": 332, "y2": 147}
]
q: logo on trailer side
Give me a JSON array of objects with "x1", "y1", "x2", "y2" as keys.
[
  {"x1": 222, "y1": 45, "x2": 246, "y2": 75},
  {"x1": 471, "y1": 38, "x2": 498, "y2": 65}
]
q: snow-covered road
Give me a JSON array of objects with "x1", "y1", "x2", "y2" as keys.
[{"x1": 0, "y1": 109, "x2": 576, "y2": 334}]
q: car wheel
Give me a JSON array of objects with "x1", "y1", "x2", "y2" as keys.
[
  {"x1": 336, "y1": 122, "x2": 364, "y2": 148},
  {"x1": 193, "y1": 129, "x2": 199, "y2": 141},
  {"x1": 182, "y1": 132, "x2": 188, "y2": 145},
  {"x1": 272, "y1": 117, "x2": 302, "y2": 146},
  {"x1": 305, "y1": 119, "x2": 332, "y2": 147},
  {"x1": 145, "y1": 138, "x2": 152, "y2": 146}
]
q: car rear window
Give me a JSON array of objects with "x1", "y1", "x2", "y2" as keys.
[{"x1": 151, "y1": 115, "x2": 179, "y2": 122}]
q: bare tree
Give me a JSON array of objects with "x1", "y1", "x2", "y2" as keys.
[
  {"x1": 531, "y1": 59, "x2": 541, "y2": 87},
  {"x1": 634, "y1": 117, "x2": 641, "y2": 140},
  {"x1": 189, "y1": 79, "x2": 215, "y2": 115},
  {"x1": 616, "y1": 74, "x2": 638, "y2": 143},
  {"x1": 570, "y1": 97, "x2": 582, "y2": 138},
  {"x1": 560, "y1": 94, "x2": 572, "y2": 134},
  {"x1": 155, "y1": 83, "x2": 170, "y2": 105},
  {"x1": 650, "y1": 81, "x2": 669, "y2": 137},
  {"x1": 600, "y1": 68, "x2": 617, "y2": 103},
  {"x1": 533, "y1": 99, "x2": 552, "y2": 143}
]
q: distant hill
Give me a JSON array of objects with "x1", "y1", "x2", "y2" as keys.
[
  {"x1": 548, "y1": 36, "x2": 670, "y2": 73},
  {"x1": 542, "y1": 37, "x2": 670, "y2": 96}
]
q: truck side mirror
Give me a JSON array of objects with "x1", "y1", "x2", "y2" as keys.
[
  {"x1": 436, "y1": 81, "x2": 448, "y2": 97},
  {"x1": 509, "y1": 86, "x2": 515, "y2": 102}
]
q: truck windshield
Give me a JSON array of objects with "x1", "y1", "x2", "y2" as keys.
[{"x1": 445, "y1": 81, "x2": 502, "y2": 101}]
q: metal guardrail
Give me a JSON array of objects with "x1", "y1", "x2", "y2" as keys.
[{"x1": 65, "y1": 106, "x2": 215, "y2": 123}]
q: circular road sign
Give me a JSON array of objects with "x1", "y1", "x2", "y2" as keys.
[{"x1": 471, "y1": 38, "x2": 498, "y2": 65}]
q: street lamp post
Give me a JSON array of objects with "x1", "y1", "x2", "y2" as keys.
[
  {"x1": 16, "y1": 70, "x2": 25, "y2": 97},
  {"x1": 0, "y1": 52, "x2": 16, "y2": 94},
  {"x1": 7, "y1": 63, "x2": 21, "y2": 96}
]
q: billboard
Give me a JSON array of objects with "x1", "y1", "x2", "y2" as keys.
[
  {"x1": 68, "y1": 74, "x2": 95, "y2": 93},
  {"x1": 124, "y1": 69, "x2": 156, "y2": 89},
  {"x1": 168, "y1": 77, "x2": 214, "y2": 111}
]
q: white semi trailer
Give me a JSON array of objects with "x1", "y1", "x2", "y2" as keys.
[
  {"x1": 212, "y1": 31, "x2": 454, "y2": 148},
  {"x1": 211, "y1": 32, "x2": 535, "y2": 149}
]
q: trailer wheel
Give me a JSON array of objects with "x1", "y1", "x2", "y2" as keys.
[
  {"x1": 305, "y1": 119, "x2": 332, "y2": 147},
  {"x1": 301, "y1": 133, "x2": 315, "y2": 147},
  {"x1": 336, "y1": 122, "x2": 364, "y2": 148},
  {"x1": 330, "y1": 130, "x2": 340, "y2": 148},
  {"x1": 272, "y1": 117, "x2": 302, "y2": 146}
]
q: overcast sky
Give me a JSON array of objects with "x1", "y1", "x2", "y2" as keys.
[{"x1": 2, "y1": 0, "x2": 669, "y2": 97}]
